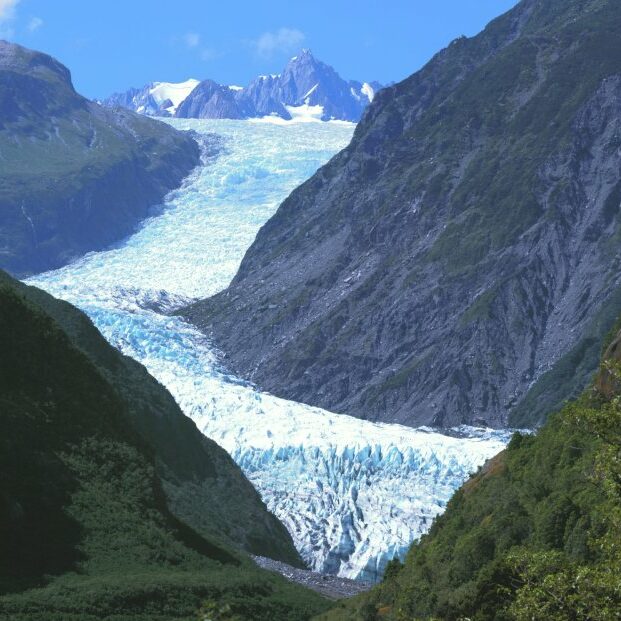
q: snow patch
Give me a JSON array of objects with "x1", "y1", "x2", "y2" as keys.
[
  {"x1": 149, "y1": 78, "x2": 200, "y2": 114},
  {"x1": 361, "y1": 82, "x2": 375, "y2": 102},
  {"x1": 285, "y1": 103, "x2": 325, "y2": 122},
  {"x1": 253, "y1": 104, "x2": 349, "y2": 126},
  {"x1": 303, "y1": 83, "x2": 319, "y2": 102}
]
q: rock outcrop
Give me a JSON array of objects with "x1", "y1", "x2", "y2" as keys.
[{"x1": 176, "y1": 80, "x2": 255, "y2": 119}]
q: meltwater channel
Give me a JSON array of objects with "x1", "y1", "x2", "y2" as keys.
[{"x1": 28, "y1": 118, "x2": 510, "y2": 581}]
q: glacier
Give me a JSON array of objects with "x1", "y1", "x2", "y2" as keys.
[{"x1": 27, "y1": 118, "x2": 510, "y2": 581}]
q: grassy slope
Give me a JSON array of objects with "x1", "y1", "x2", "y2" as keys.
[
  {"x1": 0, "y1": 40, "x2": 200, "y2": 275},
  {"x1": 0, "y1": 273, "x2": 328, "y2": 620}
]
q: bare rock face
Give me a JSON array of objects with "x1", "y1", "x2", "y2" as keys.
[
  {"x1": 0, "y1": 40, "x2": 201, "y2": 276},
  {"x1": 176, "y1": 79, "x2": 255, "y2": 119},
  {"x1": 183, "y1": 0, "x2": 621, "y2": 429}
]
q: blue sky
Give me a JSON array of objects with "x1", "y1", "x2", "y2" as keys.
[{"x1": 2, "y1": 0, "x2": 518, "y2": 99}]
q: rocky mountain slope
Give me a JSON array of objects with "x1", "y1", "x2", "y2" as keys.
[
  {"x1": 184, "y1": 0, "x2": 621, "y2": 429},
  {"x1": 318, "y1": 317, "x2": 621, "y2": 620},
  {"x1": 0, "y1": 269, "x2": 328, "y2": 620},
  {"x1": 106, "y1": 50, "x2": 381, "y2": 122},
  {"x1": 0, "y1": 41, "x2": 200, "y2": 276}
]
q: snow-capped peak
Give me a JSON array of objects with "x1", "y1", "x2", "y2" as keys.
[
  {"x1": 290, "y1": 48, "x2": 313, "y2": 63},
  {"x1": 103, "y1": 53, "x2": 379, "y2": 123},
  {"x1": 149, "y1": 78, "x2": 200, "y2": 114}
]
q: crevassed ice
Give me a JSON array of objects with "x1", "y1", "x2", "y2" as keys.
[{"x1": 27, "y1": 118, "x2": 509, "y2": 581}]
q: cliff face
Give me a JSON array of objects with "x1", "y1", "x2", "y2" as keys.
[
  {"x1": 0, "y1": 41, "x2": 201, "y2": 276},
  {"x1": 240, "y1": 49, "x2": 378, "y2": 122},
  {"x1": 184, "y1": 0, "x2": 621, "y2": 428}
]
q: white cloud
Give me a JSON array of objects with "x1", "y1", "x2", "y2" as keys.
[
  {"x1": 0, "y1": 0, "x2": 19, "y2": 22},
  {"x1": 27, "y1": 16, "x2": 43, "y2": 32},
  {"x1": 0, "y1": 0, "x2": 19, "y2": 36},
  {"x1": 200, "y1": 47, "x2": 217, "y2": 61},
  {"x1": 175, "y1": 32, "x2": 218, "y2": 62},
  {"x1": 184, "y1": 32, "x2": 200, "y2": 48},
  {"x1": 254, "y1": 27, "x2": 305, "y2": 58}
]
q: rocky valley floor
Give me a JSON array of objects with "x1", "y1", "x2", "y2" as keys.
[{"x1": 253, "y1": 556, "x2": 373, "y2": 600}]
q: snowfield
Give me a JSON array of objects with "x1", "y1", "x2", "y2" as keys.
[
  {"x1": 28, "y1": 118, "x2": 510, "y2": 580},
  {"x1": 149, "y1": 79, "x2": 200, "y2": 114}
]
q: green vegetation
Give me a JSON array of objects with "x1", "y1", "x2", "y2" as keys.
[
  {"x1": 0, "y1": 271, "x2": 302, "y2": 565},
  {"x1": 0, "y1": 41, "x2": 199, "y2": 275},
  {"x1": 460, "y1": 287, "x2": 500, "y2": 325},
  {"x1": 0, "y1": 272, "x2": 328, "y2": 620},
  {"x1": 413, "y1": 0, "x2": 621, "y2": 275},
  {"x1": 318, "y1": 340, "x2": 621, "y2": 620}
]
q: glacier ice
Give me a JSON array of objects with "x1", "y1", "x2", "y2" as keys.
[{"x1": 28, "y1": 118, "x2": 510, "y2": 581}]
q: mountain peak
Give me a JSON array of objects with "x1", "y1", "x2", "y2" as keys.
[
  {"x1": 289, "y1": 48, "x2": 315, "y2": 64},
  {"x1": 106, "y1": 47, "x2": 379, "y2": 122},
  {"x1": 0, "y1": 39, "x2": 73, "y2": 88}
]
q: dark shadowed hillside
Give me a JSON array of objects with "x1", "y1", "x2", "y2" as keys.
[
  {"x1": 0, "y1": 270, "x2": 302, "y2": 566},
  {"x1": 0, "y1": 270, "x2": 329, "y2": 620}
]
